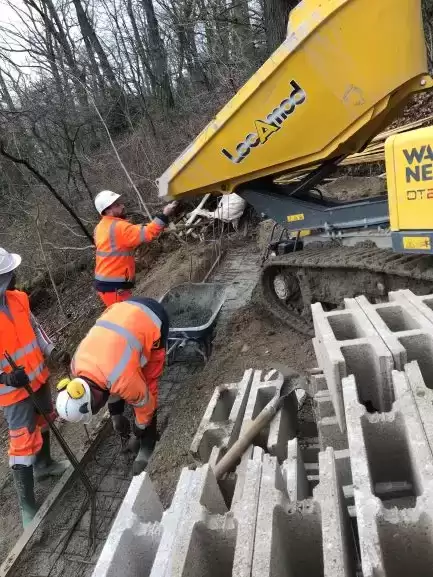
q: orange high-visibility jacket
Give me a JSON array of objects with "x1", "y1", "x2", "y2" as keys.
[
  {"x1": 0, "y1": 291, "x2": 49, "y2": 406},
  {"x1": 71, "y1": 300, "x2": 162, "y2": 407},
  {"x1": 94, "y1": 216, "x2": 166, "y2": 290}
]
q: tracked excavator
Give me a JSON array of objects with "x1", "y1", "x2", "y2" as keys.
[{"x1": 158, "y1": 0, "x2": 433, "y2": 335}]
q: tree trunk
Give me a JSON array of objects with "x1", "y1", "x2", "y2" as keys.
[
  {"x1": 231, "y1": 0, "x2": 256, "y2": 63},
  {"x1": 72, "y1": 0, "x2": 129, "y2": 130},
  {"x1": 264, "y1": 0, "x2": 298, "y2": 55},
  {"x1": 140, "y1": 0, "x2": 174, "y2": 108}
]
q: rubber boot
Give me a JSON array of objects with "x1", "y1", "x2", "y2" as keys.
[
  {"x1": 132, "y1": 437, "x2": 153, "y2": 475},
  {"x1": 132, "y1": 417, "x2": 158, "y2": 476},
  {"x1": 12, "y1": 465, "x2": 38, "y2": 529},
  {"x1": 34, "y1": 431, "x2": 70, "y2": 480}
]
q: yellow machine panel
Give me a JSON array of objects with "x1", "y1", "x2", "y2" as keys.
[
  {"x1": 158, "y1": 0, "x2": 430, "y2": 200},
  {"x1": 386, "y1": 125, "x2": 433, "y2": 231}
]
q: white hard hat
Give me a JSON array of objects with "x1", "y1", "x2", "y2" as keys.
[
  {"x1": 94, "y1": 190, "x2": 121, "y2": 215},
  {"x1": 0, "y1": 248, "x2": 22, "y2": 275},
  {"x1": 56, "y1": 378, "x2": 93, "y2": 424}
]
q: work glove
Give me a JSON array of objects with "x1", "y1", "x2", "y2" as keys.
[
  {"x1": 0, "y1": 367, "x2": 30, "y2": 388},
  {"x1": 162, "y1": 201, "x2": 179, "y2": 218},
  {"x1": 49, "y1": 348, "x2": 71, "y2": 368}
]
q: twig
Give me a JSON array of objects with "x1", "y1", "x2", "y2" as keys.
[
  {"x1": 0, "y1": 140, "x2": 94, "y2": 242},
  {"x1": 35, "y1": 206, "x2": 67, "y2": 318},
  {"x1": 86, "y1": 93, "x2": 152, "y2": 220},
  {"x1": 44, "y1": 242, "x2": 93, "y2": 251}
]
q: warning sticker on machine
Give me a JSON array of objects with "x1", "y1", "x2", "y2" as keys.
[
  {"x1": 287, "y1": 213, "x2": 304, "y2": 223},
  {"x1": 403, "y1": 236, "x2": 431, "y2": 250}
]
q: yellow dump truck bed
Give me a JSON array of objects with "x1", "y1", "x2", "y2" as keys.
[{"x1": 158, "y1": 0, "x2": 431, "y2": 200}]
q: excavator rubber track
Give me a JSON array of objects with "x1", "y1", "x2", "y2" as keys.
[{"x1": 258, "y1": 245, "x2": 433, "y2": 336}]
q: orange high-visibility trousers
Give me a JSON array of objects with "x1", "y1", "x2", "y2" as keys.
[
  {"x1": 97, "y1": 289, "x2": 132, "y2": 308},
  {"x1": 3, "y1": 382, "x2": 56, "y2": 466}
]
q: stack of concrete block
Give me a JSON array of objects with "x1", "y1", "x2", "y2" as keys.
[
  {"x1": 343, "y1": 370, "x2": 433, "y2": 577},
  {"x1": 312, "y1": 299, "x2": 394, "y2": 438},
  {"x1": 191, "y1": 369, "x2": 298, "y2": 466},
  {"x1": 93, "y1": 441, "x2": 356, "y2": 577}
]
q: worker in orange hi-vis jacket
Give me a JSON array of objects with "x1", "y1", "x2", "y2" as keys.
[
  {"x1": 56, "y1": 297, "x2": 169, "y2": 476},
  {"x1": 93, "y1": 190, "x2": 177, "y2": 307},
  {"x1": 0, "y1": 248, "x2": 71, "y2": 528}
]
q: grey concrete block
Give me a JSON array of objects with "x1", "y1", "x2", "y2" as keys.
[
  {"x1": 190, "y1": 369, "x2": 254, "y2": 463},
  {"x1": 343, "y1": 372, "x2": 433, "y2": 577},
  {"x1": 282, "y1": 438, "x2": 309, "y2": 501},
  {"x1": 315, "y1": 389, "x2": 335, "y2": 419},
  {"x1": 240, "y1": 370, "x2": 298, "y2": 462},
  {"x1": 314, "y1": 448, "x2": 357, "y2": 577},
  {"x1": 251, "y1": 451, "x2": 356, "y2": 577},
  {"x1": 318, "y1": 416, "x2": 349, "y2": 452},
  {"x1": 91, "y1": 473, "x2": 163, "y2": 577},
  {"x1": 391, "y1": 289, "x2": 433, "y2": 325},
  {"x1": 151, "y1": 465, "x2": 233, "y2": 577},
  {"x1": 334, "y1": 449, "x2": 352, "y2": 488},
  {"x1": 402, "y1": 360, "x2": 433, "y2": 447},
  {"x1": 381, "y1": 290, "x2": 433, "y2": 389},
  {"x1": 312, "y1": 300, "x2": 394, "y2": 432},
  {"x1": 252, "y1": 453, "x2": 323, "y2": 577},
  {"x1": 232, "y1": 448, "x2": 264, "y2": 577},
  {"x1": 357, "y1": 293, "x2": 433, "y2": 379}
]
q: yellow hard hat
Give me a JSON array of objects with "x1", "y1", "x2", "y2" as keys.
[{"x1": 56, "y1": 377, "x2": 87, "y2": 399}]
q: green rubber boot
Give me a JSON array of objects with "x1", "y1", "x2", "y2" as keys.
[
  {"x1": 34, "y1": 431, "x2": 70, "y2": 481},
  {"x1": 12, "y1": 465, "x2": 38, "y2": 529},
  {"x1": 132, "y1": 417, "x2": 158, "y2": 476}
]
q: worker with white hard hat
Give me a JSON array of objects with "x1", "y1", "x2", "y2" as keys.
[
  {"x1": 56, "y1": 296, "x2": 169, "y2": 475},
  {"x1": 0, "y1": 248, "x2": 71, "y2": 528},
  {"x1": 93, "y1": 190, "x2": 177, "y2": 307}
]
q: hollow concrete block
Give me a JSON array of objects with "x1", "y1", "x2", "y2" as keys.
[
  {"x1": 190, "y1": 369, "x2": 255, "y2": 463},
  {"x1": 251, "y1": 451, "x2": 356, "y2": 577},
  {"x1": 282, "y1": 438, "x2": 309, "y2": 501},
  {"x1": 232, "y1": 447, "x2": 264, "y2": 577},
  {"x1": 91, "y1": 473, "x2": 163, "y2": 577},
  {"x1": 390, "y1": 289, "x2": 433, "y2": 325},
  {"x1": 343, "y1": 373, "x2": 433, "y2": 577},
  {"x1": 402, "y1": 360, "x2": 433, "y2": 447},
  {"x1": 240, "y1": 370, "x2": 298, "y2": 462},
  {"x1": 314, "y1": 448, "x2": 357, "y2": 577},
  {"x1": 357, "y1": 294, "x2": 433, "y2": 382},
  {"x1": 377, "y1": 290, "x2": 433, "y2": 390},
  {"x1": 150, "y1": 464, "x2": 233, "y2": 577},
  {"x1": 318, "y1": 415, "x2": 349, "y2": 452},
  {"x1": 312, "y1": 300, "x2": 394, "y2": 432}
]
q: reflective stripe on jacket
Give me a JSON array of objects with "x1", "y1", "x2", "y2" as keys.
[
  {"x1": 71, "y1": 300, "x2": 163, "y2": 408},
  {"x1": 0, "y1": 291, "x2": 49, "y2": 406},
  {"x1": 94, "y1": 216, "x2": 166, "y2": 291}
]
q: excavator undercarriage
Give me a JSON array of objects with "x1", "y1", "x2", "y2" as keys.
[{"x1": 257, "y1": 244, "x2": 433, "y2": 336}]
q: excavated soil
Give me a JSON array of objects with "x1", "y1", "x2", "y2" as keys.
[
  {"x1": 321, "y1": 175, "x2": 386, "y2": 200},
  {"x1": 147, "y1": 303, "x2": 315, "y2": 507}
]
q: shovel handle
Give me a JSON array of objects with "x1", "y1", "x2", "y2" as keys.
[{"x1": 214, "y1": 396, "x2": 280, "y2": 480}]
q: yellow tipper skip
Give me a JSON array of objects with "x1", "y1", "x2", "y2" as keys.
[
  {"x1": 158, "y1": 0, "x2": 430, "y2": 200},
  {"x1": 158, "y1": 0, "x2": 433, "y2": 334}
]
